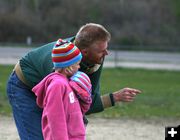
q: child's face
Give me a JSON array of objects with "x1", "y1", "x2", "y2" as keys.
[{"x1": 66, "y1": 61, "x2": 81, "y2": 77}]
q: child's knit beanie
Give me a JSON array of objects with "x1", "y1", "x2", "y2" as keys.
[{"x1": 52, "y1": 39, "x2": 82, "y2": 68}]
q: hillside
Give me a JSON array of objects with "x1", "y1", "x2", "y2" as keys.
[{"x1": 0, "y1": 0, "x2": 180, "y2": 48}]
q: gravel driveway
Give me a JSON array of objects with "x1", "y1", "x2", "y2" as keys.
[{"x1": 0, "y1": 116, "x2": 179, "y2": 140}]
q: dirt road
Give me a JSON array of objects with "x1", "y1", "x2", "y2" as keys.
[{"x1": 0, "y1": 116, "x2": 179, "y2": 140}]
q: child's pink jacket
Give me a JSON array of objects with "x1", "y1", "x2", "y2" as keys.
[{"x1": 32, "y1": 72, "x2": 86, "y2": 140}]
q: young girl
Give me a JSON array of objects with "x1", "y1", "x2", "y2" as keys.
[{"x1": 32, "y1": 39, "x2": 92, "y2": 140}]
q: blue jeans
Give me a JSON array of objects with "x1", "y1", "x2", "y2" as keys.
[{"x1": 6, "y1": 72, "x2": 43, "y2": 140}]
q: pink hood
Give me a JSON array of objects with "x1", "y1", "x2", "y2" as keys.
[{"x1": 32, "y1": 72, "x2": 68, "y2": 108}]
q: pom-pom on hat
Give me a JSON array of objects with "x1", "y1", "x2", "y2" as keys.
[{"x1": 52, "y1": 39, "x2": 82, "y2": 68}]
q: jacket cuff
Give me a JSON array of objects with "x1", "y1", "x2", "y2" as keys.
[{"x1": 101, "y1": 94, "x2": 114, "y2": 108}]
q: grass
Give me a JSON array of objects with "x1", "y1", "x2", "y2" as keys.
[
  {"x1": 1, "y1": 65, "x2": 180, "y2": 119},
  {"x1": 0, "y1": 65, "x2": 14, "y2": 115},
  {"x1": 93, "y1": 68, "x2": 180, "y2": 119}
]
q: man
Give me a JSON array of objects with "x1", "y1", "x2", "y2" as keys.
[{"x1": 7, "y1": 23, "x2": 141, "y2": 140}]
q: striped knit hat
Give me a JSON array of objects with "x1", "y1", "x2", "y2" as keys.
[
  {"x1": 52, "y1": 39, "x2": 82, "y2": 68},
  {"x1": 70, "y1": 71, "x2": 92, "y2": 95}
]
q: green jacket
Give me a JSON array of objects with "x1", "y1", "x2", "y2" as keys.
[{"x1": 19, "y1": 37, "x2": 104, "y2": 114}]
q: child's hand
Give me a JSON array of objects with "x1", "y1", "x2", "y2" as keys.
[{"x1": 65, "y1": 67, "x2": 74, "y2": 76}]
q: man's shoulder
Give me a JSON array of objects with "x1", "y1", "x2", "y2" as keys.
[{"x1": 64, "y1": 36, "x2": 75, "y2": 42}]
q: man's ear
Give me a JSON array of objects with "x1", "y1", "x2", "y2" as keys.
[{"x1": 81, "y1": 48, "x2": 88, "y2": 56}]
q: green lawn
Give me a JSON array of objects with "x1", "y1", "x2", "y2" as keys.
[
  {"x1": 95, "y1": 68, "x2": 180, "y2": 119},
  {"x1": 1, "y1": 65, "x2": 180, "y2": 118},
  {"x1": 0, "y1": 65, "x2": 14, "y2": 115}
]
